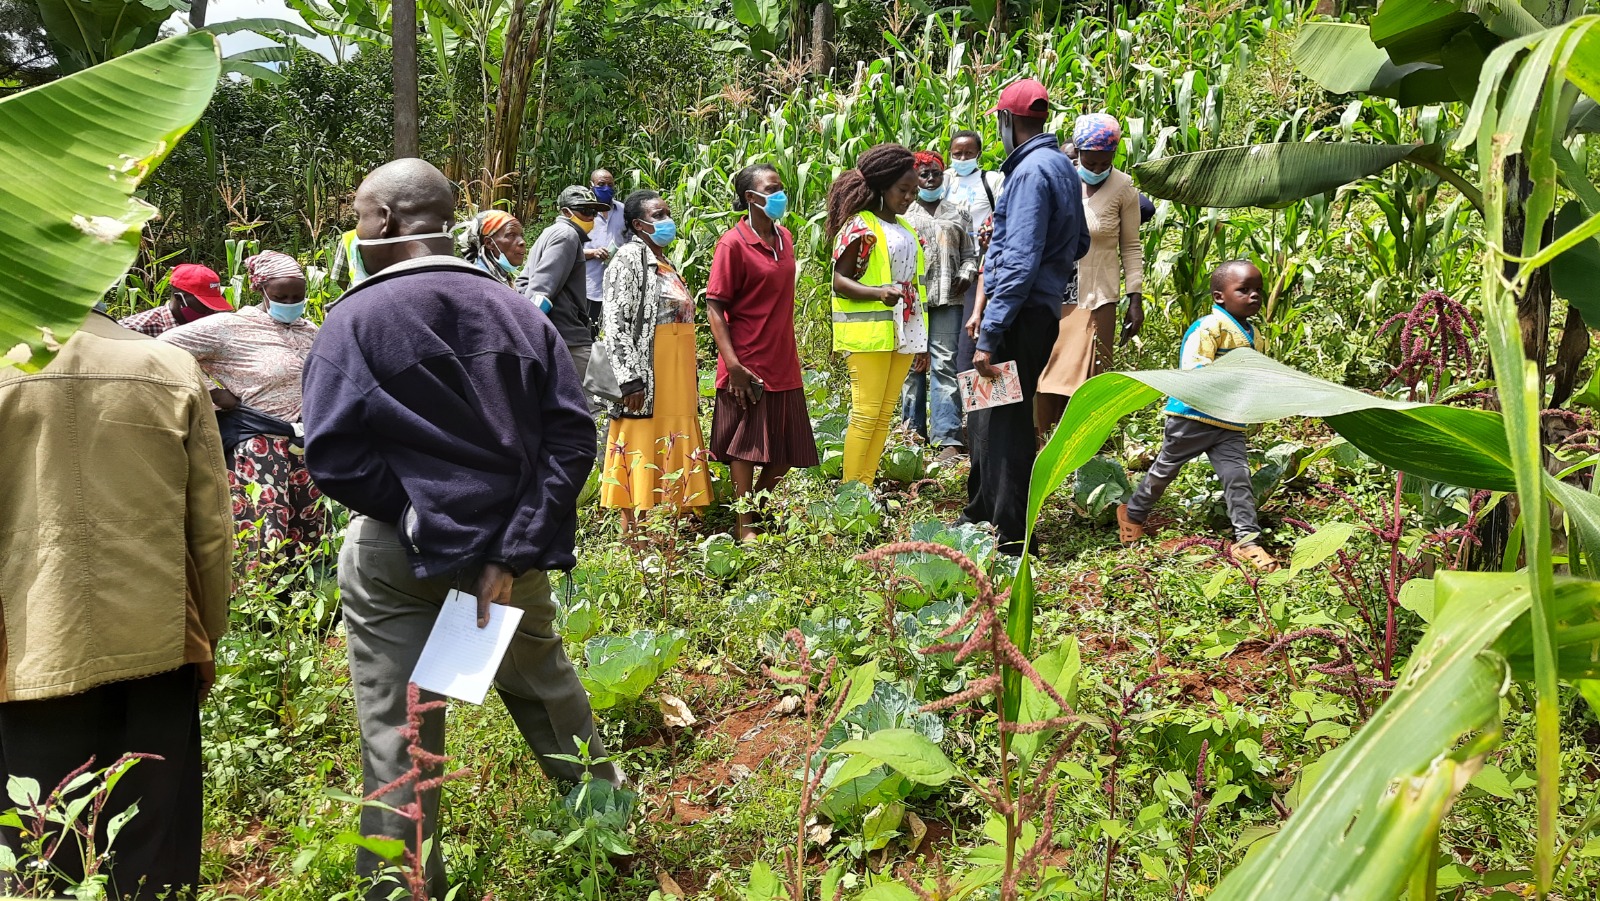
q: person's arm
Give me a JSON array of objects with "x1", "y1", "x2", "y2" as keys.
[
  {"x1": 832, "y1": 234, "x2": 900, "y2": 305},
  {"x1": 491, "y1": 323, "x2": 597, "y2": 578},
  {"x1": 182, "y1": 362, "x2": 234, "y2": 666},
  {"x1": 300, "y1": 351, "x2": 409, "y2": 521},
  {"x1": 965, "y1": 271, "x2": 987, "y2": 341},
  {"x1": 704, "y1": 236, "x2": 759, "y2": 405},
  {"x1": 1183, "y1": 320, "x2": 1221, "y2": 370},
  {"x1": 522, "y1": 229, "x2": 580, "y2": 305},
  {"x1": 602, "y1": 246, "x2": 650, "y2": 408},
  {"x1": 976, "y1": 172, "x2": 1049, "y2": 355},
  {"x1": 1119, "y1": 183, "x2": 1146, "y2": 345}
]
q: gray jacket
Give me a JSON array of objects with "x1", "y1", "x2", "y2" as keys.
[
  {"x1": 518, "y1": 218, "x2": 592, "y2": 348},
  {"x1": 600, "y1": 237, "x2": 664, "y2": 419}
]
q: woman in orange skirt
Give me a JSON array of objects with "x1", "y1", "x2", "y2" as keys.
[{"x1": 598, "y1": 189, "x2": 714, "y2": 532}]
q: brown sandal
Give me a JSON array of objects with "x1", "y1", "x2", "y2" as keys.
[
  {"x1": 1231, "y1": 543, "x2": 1280, "y2": 572},
  {"x1": 1116, "y1": 504, "x2": 1145, "y2": 544}
]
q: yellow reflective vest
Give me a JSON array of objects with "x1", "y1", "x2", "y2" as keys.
[{"x1": 831, "y1": 210, "x2": 928, "y2": 353}]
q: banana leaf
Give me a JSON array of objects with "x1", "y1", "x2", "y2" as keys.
[
  {"x1": 1550, "y1": 201, "x2": 1600, "y2": 325},
  {"x1": 1133, "y1": 143, "x2": 1430, "y2": 209},
  {"x1": 1369, "y1": 0, "x2": 1539, "y2": 65},
  {"x1": 1293, "y1": 22, "x2": 1456, "y2": 104},
  {"x1": 0, "y1": 33, "x2": 220, "y2": 370}
]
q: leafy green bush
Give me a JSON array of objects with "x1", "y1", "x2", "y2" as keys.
[
  {"x1": 577, "y1": 630, "x2": 689, "y2": 710},
  {"x1": 807, "y1": 481, "x2": 884, "y2": 537}
]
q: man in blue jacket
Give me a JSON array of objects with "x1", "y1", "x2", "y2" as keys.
[
  {"x1": 964, "y1": 79, "x2": 1091, "y2": 555},
  {"x1": 301, "y1": 158, "x2": 617, "y2": 900}
]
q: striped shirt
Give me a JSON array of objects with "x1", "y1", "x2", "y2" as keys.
[{"x1": 1164, "y1": 305, "x2": 1261, "y2": 431}]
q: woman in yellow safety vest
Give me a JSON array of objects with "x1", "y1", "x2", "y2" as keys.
[{"x1": 826, "y1": 143, "x2": 930, "y2": 484}]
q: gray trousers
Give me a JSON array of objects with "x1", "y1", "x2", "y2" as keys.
[
  {"x1": 340, "y1": 515, "x2": 617, "y2": 900},
  {"x1": 1126, "y1": 415, "x2": 1261, "y2": 543}
]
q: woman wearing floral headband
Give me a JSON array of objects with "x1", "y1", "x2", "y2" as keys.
[
  {"x1": 1036, "y1": 112, "x2": 1145, "y2": 441},
  {"x1": 161, "y1": 250, "x2": 326, "y2": 563}
]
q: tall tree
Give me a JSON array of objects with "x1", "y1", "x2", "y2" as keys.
[
  {"x1": 486, "y1": 0, "x2": 557, "y2": 205},
  {"x1": 392, "y1": 0, "x2": 419, "y2": 158}
]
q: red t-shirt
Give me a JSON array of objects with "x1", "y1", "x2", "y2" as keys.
[{"x1": 706, "y1": 219, "x2": 803, "y2": 392}]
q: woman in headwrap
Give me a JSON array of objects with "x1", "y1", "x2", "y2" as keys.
[
  {"x1": 161, "y1": 251, "x2": 326, "y2": 563},
  {"x1": 826, "y1": 143, "x2": 929, "y2": 485},
  {"x1": 1036, "y1": 113, "x2": 1145, "y2": 440},
  {"x1": 461, "y1": 209, "x2": 528, "y2": 288}
]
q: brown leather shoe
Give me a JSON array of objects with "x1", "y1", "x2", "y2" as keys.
[
  {"x1": 1116, "y1": 504, "x2": 1145, "y2": 544},
  {"x1": 1231, "y1": 543, "x2": 1280, "y2": 572}
]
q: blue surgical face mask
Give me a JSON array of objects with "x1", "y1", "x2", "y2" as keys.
[
  {"x1": 951, "y1": 158, "x2": 979, "y2": 177},
  {"x1": 267, "y1": 300, "x2": 307, "y2": 324},
  {"x1": 1078, "y1": 165, "x2": 1111, "y2": 186},
  {"x1": 751, "y1": 190, "x2": 788, "y2": 220},
  {"x1": 592, "y1": 184, "x2": 615, "y2": 205},
  {"x1": 645, "y1": 218, "x2": 678, "y2": 247},
  {"x1": 918, "y1": 186, "x2": 944, "y2": 202}
]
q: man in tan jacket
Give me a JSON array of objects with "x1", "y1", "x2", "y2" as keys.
[{"x1": 0, "y1": 310, "x2": 233, "y2": 900}]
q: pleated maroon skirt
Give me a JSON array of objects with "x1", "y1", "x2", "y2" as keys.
[{"x1": 709, "y1": 387, "x2": 820, "y2": 467}]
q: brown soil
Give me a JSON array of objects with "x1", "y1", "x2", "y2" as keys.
[{"x1": 209, "y1": 819, "x2": 281, "y2": 896}]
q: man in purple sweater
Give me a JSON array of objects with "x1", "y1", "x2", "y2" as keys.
[{"x1": 301, "y1": 158, "x2": 617, "y2": 900}]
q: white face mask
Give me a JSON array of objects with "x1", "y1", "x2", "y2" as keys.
[{"x1": 354, "y1": 230, "x2": 455, "y2": 275}]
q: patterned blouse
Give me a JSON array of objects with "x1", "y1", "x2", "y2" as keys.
[
  {"x1": 159, "y1": 305, "x2": 318, "y2": 420},
  {"x1": 119, "y1": 305, "x2": 179, "y2": 337}
]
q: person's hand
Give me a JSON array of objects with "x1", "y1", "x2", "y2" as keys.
[
  {"x1": 197, "y1": 658, "x2": 217, "y2": 702},
  {"x1": 622, "y1": 389, "x2": 647, "y2": 412},
  {"x1": 972, "y1": 349, "x2": 999, "y2": 380},
  {"x1": 727, "y1": 362, "x2": 758, "y2": 407},
  {"x1": 965, "y1": 311, "x2": 982, "y2": 341},
  {"x1": 209, "y1": 386, "x2": 241, "y2": 411},
  {"x1": 584, "y1": 247, "x2": 610, "y2": 262},
  {"x1": 912, "y1": 353, "x2": 930, "y2": 374},
  {"x1": 950, "y1": 275, "x2": 970, "y2": 297},
  {"x1": 878, "y1": 284, "x2": 902, "y2": 306},
  {"x1": 473, "y1": 562, "x2": 515, "y2": 628},
  {"x1": 1119, "y1": 293, "x2": 1146, "y2": 346}
]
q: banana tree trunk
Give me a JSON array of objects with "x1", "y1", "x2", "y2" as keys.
[
  {"x1": 189, "y1": 0, "x2": 208, "y2": 28},
  {"x1": 811, "y1": 1, "x2": 834, "y2": 75},
  {"x1": 488, "y1": 0, "x2": 557, "y2": 208},
  {"x1": 393, "y1": 0, "x2": 419, "y2": 159}
]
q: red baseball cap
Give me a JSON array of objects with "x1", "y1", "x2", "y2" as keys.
[
  {"x1": 169, "y1": 264, "x2": 232, "y2": 311},
  {"x1": 988, "y1": 79, "x2": 1051, "y2": 118}
]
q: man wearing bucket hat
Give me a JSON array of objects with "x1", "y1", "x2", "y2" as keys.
[
  {"x1": 961, "y1": 78, "x2": 1090, "y2": 555},
  {"x1": 119, "y1": 263, "x2": 233, "y2": 337},
  {"x1": 520, "y1": 185, "x2": 612, "y2": 384}
]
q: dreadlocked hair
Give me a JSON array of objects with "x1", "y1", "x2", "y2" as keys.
[{"x1": 826, "y1": 143, "x2": 916, "y2": 239}]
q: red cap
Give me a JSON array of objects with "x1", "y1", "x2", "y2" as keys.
[
  {"x1": 988, "y1": 79, "x2": 1050, "y2": 118},
  {"x1": 169, "y1": 264, "x2": 232, "y2": 311}
]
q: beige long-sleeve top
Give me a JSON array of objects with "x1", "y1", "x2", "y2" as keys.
[{"x1": 1076, "y1": 168, "x2": 1144, "y2": 311}]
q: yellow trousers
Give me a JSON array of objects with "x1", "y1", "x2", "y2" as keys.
[{"x1": 843, "y1": 350, "x2": 916, "y2": 484}]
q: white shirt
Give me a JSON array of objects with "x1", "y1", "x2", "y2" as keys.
[
  {"x1": 881, "y1": 220, "x2": 927, "y2": 354},
  {"x1": 583, "y1": 200, "x2": 628, "y2": 301},
  {"x1": 944, "y1": 169, "x2": 1006, "y2": 239}
]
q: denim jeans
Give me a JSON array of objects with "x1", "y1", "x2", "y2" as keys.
[{"x1": 899, "y1": 305, "x2": 966, "y2": 447}]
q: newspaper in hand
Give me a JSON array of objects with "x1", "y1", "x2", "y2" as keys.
[{"x1": 958, "y1": 360, "x2": 1024, "y2": 412}]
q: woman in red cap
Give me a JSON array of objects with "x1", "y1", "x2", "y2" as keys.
[
  {"x1": 119, "y1": 263, "x2": 233, "y2": 337},
  {"x1": 161, "y1": 251, "x2": 326, "y2": 564}
]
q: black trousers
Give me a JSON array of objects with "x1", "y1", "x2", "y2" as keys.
[
  {"x1": 964, "y1": 305, "x2": 1060, "y2": 555},
  {"x1": 0, "y1": 665, "x2": 202, "y2": 901}
]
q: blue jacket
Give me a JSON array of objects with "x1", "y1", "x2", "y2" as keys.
[
  {"x1": 978, "y1": 132, "x2": 1091, "y2": 353},
  {"x1": 302, "y1": 256, "x2": 596, "y2": 578}
]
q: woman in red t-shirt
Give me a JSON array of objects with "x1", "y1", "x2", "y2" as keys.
[{"x1": 706, "y1": 164, "x2": 820, "y2": 541}]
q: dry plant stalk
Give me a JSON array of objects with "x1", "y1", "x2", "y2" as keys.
[
  {"x1": 857, "y1": 541, "x2": 1086, "y2": 901},
  {"x1": 764, "y1": 629, "x2": 850, "y2": 901},
  {"x1": 364, "y1": 682, "x2": 472, "y2": 901}
]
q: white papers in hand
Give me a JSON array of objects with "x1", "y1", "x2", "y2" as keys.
[{"x1": 410, "y1": 589, "x2": 524, "y2": 704}]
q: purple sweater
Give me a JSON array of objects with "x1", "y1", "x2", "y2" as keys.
[{"x1": 302, "y1": 257, "x2": 596, "y2": 577}]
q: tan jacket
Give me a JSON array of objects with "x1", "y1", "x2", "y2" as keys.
[
  {"x1": 1076, "y1": 167, "x2": 1144, "y2": 311},
  {"x1": 0, "y1": 313, "x2": 233, "y2": 702}
]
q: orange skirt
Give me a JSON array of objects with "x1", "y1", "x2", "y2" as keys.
[
  {"x1": 600, "y1": 322, "x2": 714, "y2": 511},
  {"x1": 1038, "y1": 302, "x2": 1118, "y2": 397}
]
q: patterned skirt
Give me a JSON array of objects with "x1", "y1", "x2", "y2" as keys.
[{"x1": 228, "y1": 435, "x2": 327, "y2": 560}]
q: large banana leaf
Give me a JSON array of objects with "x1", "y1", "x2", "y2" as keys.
[
  {"x1": 0, "y1": 33, "x2": 220, "y2": 371},
  {"x1": 1003, "y1": 350, "x2": 1597, "y2": 701},
  {"x1": 31, "y1": 0, "x2": 184, "y2": 71},
  {"x1": 1132, "y1": 143, "x2": 1430, "y2": 209},
  {"x1": 1549, "y1": 201, "x2": 1600, "y2": 324},
  {"x1": 1293, "y1": 22, "x2": 1460, "y2": 105},
  {"x1": 1369, "y1": 0, "x2": 1540, "y2": 65}
]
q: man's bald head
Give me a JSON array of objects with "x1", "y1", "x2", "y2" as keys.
[
  {"x1": 353, "y1": 158, "x2": 457, "y2": 274},
  {"x1": 590, "y1": 169, "x2": 614, "y2": 186}
]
